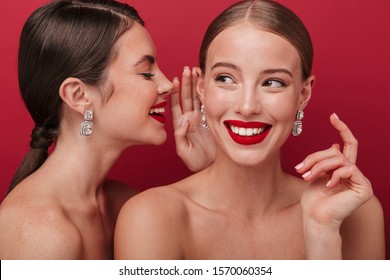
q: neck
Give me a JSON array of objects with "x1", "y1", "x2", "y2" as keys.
[
  {"x1": 202, "y1": 149, "x2": 292, "y2": 219},
  {"x1": 38, "y1": 132, "x2": 126, "y2": 200}
]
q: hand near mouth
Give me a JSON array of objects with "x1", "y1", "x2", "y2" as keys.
[{"x1": 170, "y1": 66, "x2": 216, "y2": 172}]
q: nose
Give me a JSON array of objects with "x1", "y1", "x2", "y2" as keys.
[
  {"x1": 233, "y1": 86, "x2": 262, "y2": 118},
  {"x1": 157, "y1": 70, "x2": 173, "y2": 96}
]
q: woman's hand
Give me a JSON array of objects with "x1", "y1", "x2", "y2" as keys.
[
  {"x1": 170, "y1": 66, "x2": 216, "y2": 172},
  {"x1": 295, "y1": 113, "x2": 373, "y2": 258}
]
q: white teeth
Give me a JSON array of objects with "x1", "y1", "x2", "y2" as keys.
[
  {"x1": 246, "y1": 128, "x2": 253, "y2": 136},
  {"x1": 149, "y1": 107, "x2": 165, "y2": 114},
  {"x1": 229, "y1": 125, "x2": 267, "y2": 136}
]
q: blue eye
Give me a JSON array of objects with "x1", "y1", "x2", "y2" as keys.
[
  {"x1": 141, "y1": 73, "x2": 155, "y2": 80},
  {"x1": 215, "y1": 75, "x2": 234, "y2": 84},
  {"x1": 263, "y1": 79, "x2": 285, "y2": 88}
]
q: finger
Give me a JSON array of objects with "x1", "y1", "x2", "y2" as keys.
[
  {"x1": 323, "y1": 165, "x2": 373, "y2": 221},
  {"x1": 300, "y1": 153, "x2": 349, "y2": 182},
  {"x1": 169, "y1": 77, "x2": 183, "y2": 127},
  {"x1": 295, "y1": 144, "x2": 341, "y2": 174},
  {"x1": 192, "y1": 67, "x2": 201, "y2": 111},
  {"x1": 173, "y1": 117, "x2": 190, "y2": 154},
  {"x1": 330, "y1": 113, "x2": 358, "y2": 164},
  {"x1": 326, "y1": 165, "x2": 373, "y2": 202},
  {"x1": 181, "y1": 66, "x2": 193, "y2": 113}
]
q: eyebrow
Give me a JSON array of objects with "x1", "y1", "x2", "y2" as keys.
[
  {"x1": 211, "y1": 62, "x2": 240, "y2": 71},
  {"x1": 134, "y1": 55, "x2": 155, "y2": 67},
  {"x1": 211, "y1": 62, "x2": 293, "y2": 77},
  {"x1": 262, "y1": 68, "x2": 293, "y2": 77}
]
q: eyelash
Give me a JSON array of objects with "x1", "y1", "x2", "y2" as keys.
[
  {"x1": 262, "y1": 79, "x2": 286, "y2": 88},
  {"x1": 215, "y1": 74, "x2": 234, "y2": 84},
  {"x1": 214, "y1": 75, "x2": 287, "y2": 89},
  {"x1": 140, "y1": 73, "x2": 155, "y2": 80}
]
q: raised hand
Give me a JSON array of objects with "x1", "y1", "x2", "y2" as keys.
[
  {"x1": 170, "y1": 66, "x2": 216, "y2": 172},
  {"x1": 295, "y1": 113, "x2": 373, "y2": 258}
]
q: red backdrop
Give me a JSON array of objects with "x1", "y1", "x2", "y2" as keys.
[{"x1": 1, "y1": 0, "x2": 389, "y2": 258}]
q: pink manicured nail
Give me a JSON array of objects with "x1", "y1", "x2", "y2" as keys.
[
  {"x1": 302, "y1": 171, "x2": 311, "y2": 178},
  {"x1": 333, "y1": 112, "x2": 339, "y2": 120},
  {"x1": 326, "y1": 179, "x2": 331, "y2": 187},
  {"x1": 295, "y1": 162, "x2": 304, "y2": 170}
]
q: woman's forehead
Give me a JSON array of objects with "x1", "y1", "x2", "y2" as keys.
[{"x1": 206, "y1": 24, "x2": 301, "y2": 72}]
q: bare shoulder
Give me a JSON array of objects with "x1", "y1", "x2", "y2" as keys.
[
  {"x1": 341, "y1": 195, "x2": 385, "y2": 259},
  {"x1": 0, "y1": 191, "x2": 82, "y2": 259},
  {"x1": 114, "y1": 185, "x2": 188, "y2": 259}
]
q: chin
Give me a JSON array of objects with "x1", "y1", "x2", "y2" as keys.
[
  {"x1": 227, "y1": 150, "x2": 272, "y2": 167},
  {"x1": 150, "y1": 132, "x2": 167, "y2": 146}
]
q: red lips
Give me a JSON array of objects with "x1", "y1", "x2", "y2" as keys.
[
  {"x1": 224, "y1": 120, "x2": 272, "y2": 145},
  {"x1": 149, "y1": 101, "x2": 167, "y2": 124}
]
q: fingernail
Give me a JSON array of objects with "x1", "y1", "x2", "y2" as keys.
[
  {"x1": 295, "y1": 162, "x2": 304, "y2": 170},
  {"x1": 326, "y1": 179, "x2": 331, "y2": 187},
  {"x1": 302, "y1": 171, "x2": 311, "y2": 179},
  {"x1": 184, "y1": 66, "x2": 190, "y2": 71},
  {"x1": 173, "y1": 77, "x2": 179, "y2": 82},
  {"x1": 333, "y1": 112, "x2": 339, "y2": 119}
]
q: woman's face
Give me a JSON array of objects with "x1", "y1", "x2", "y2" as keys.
[
  {"x1": 94, "y1": 23, "x2": 172, "y2": 147},
  {"x1": 198, "y1": 23, "x2": 313, "y2": 166}
]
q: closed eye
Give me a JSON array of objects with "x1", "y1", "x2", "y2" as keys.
[{"x1": 140, "y1": 73, "x2": 155, "y2": 80}]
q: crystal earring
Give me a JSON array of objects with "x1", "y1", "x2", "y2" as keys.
[
  {"x1": 292, "y1": 110, "x2": 304, "y2": 136},
  {"x1": 80, "y1": 109, "x2": 93, "y2": 137},
  {"x1": 200, "y1": 104, "x2": 209, "y2": 130}
]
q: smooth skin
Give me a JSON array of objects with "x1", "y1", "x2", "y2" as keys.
[
  {"x1": 114, "y1": 24, "x2": 385, "y2": 260},
  {"x1": 0, "y1": 23, "x2": 211, "y2": 259}
]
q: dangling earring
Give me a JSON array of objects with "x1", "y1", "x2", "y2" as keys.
[
  {"x1": 80, "y1": 109, "x2": 93, "y2": 137},
  {"x1": 200, "y1": 104, "x2": 209, "y2": 130},
  {"x1": 292, "y1": 110, "x2": 304, "y2": 136}
]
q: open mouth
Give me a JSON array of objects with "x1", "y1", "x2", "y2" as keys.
[
  {"x1": 224, "y1": 120, "x2": 272, "y2": 145},
  {"x1": 149, "y1": 101, "x2": 167, "y2": 124}
]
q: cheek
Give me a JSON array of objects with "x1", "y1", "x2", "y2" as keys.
[
  {"x1": 203, "y1": 88, "x2": 234, "y2": 119},
  {"x1": 265, "y1": 92, "x2": 300, "y2": 122}
]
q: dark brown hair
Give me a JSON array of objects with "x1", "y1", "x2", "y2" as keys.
[
  {"x1": 9, "y1": 0, "x2": 144, "y2": 193},
  {"x1": 199, "y1": 0, "x2": 313, "y2": 80}
]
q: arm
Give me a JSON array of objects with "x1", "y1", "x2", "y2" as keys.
[
  {"x1": 114, "y1": 188, "x2": 184, "y2": 259},
  {"x1": 341, "y1": 195, "x2": 385, "y2": 259},
  {"x1": 170, "y1": 66, "x2": 216, "y2": 172},
  {"x1": 303, "y1": 195, "x2": 385, "y2": 260},
  {"x1": 296, "y1": 113, "x2": 384, "y2": 259}
]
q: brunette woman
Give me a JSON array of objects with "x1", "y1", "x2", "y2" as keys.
[{"x1": 0, "y1": 0, "x2": 212, "y2": 259}]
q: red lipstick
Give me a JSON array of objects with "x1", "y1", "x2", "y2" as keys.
[
  {"x1": 224, "y1": 120, "x2": 272, "y2": 145},
  {"x1": 149, "y1": 101, "x2": 167, "y2": 124}
]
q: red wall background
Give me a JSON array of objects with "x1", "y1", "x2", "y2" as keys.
[{"x1": 1, "y1": 0, "x2": 389, "y2": 258}]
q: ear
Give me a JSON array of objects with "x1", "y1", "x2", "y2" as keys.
[
  {"x1": 299, "y1": 74, "x2": 315, "y2": 110},
  {"x1": 59, "y1": 78, "x2": 92, "y2": 115},
  {"x1": 196, "y1": 71, "x2": 205, "y2": 104}
]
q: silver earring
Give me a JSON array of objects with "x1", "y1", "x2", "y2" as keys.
[
  {"x1": 80, "y1": 109, "x2": 93, "y2": 137},
  {"x1": 200, "y1": 104, "x2": 209, "y2": 130},
  {"x1": 292, "y1": 110, "x2": 304, "y2": 136}
]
